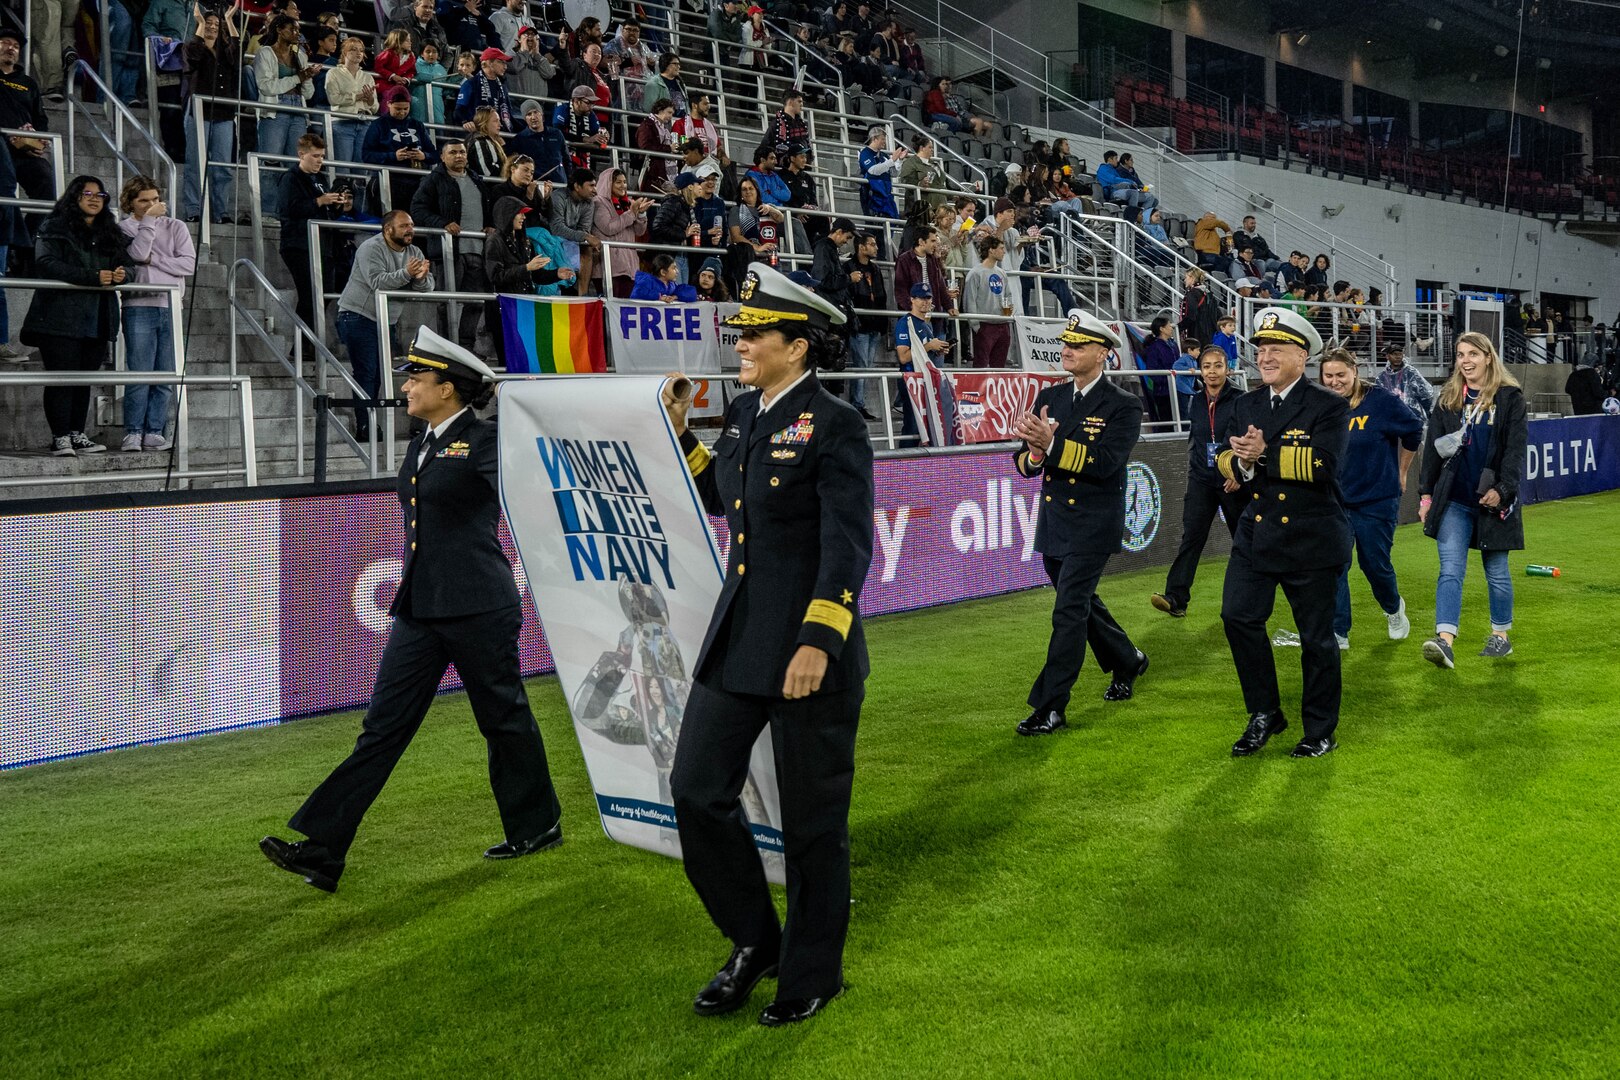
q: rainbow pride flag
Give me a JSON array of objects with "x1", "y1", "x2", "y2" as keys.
[{"x1": 499, "y1": 295, "x2": 608, "y2": 374}]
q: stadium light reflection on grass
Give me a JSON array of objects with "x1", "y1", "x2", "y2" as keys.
[{"x1": 2, "y1": 494, "x2": 1617, "y2": 1076}]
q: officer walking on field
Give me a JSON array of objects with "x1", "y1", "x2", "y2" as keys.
[
  {"x1": 260, "y1": 327, "x2": 564, "y2": 892},
  {"x1": 1010, "y1": 309, "x2": 1150, "y2": 737},
  {"x1": 1217, "y1": 307, "x2": 1353, "y2": 758},
  {"x1": 661, "y1": 264, "x2": 874, "y2": 1027}
]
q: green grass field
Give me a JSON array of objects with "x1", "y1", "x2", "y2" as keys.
[{"x1": 4, "y1": 493, "x2": 1619, "y2": 1079}]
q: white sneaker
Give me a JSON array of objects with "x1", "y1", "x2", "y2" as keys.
[
  {"x1": 51, "y1": 435, "x2": 76, "y2": 456},
  {"x1": 142, "y1": 433, "x2": 173, "y2": 451},
  {"x1": 1271, "y1": 628, "x2": 1301, "y2": 647},
  {"x1": 1386, "y1": 597, "x2": 1410, "y2": 640},
  {"x1": 68, "y1": 432, "x2": 107, "y2": 454},
  {"x1": 1336, "y1": 633, "x2": 1350, "y2": 651},
  {"x1": 122, "y1": 433, "x2": 143, "y2": 452},
  {"x1": 0, "y1": 342, "x2": 31, "y2": 361}
]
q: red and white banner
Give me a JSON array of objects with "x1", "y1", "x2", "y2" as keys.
[{"x1": 904, "y1": 367, "x2": 1069, "y2": 446}]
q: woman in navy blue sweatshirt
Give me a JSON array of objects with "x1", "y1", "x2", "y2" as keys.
[{"x1": 1320, "y1": 349, "x2": 1424, "y2": 647}]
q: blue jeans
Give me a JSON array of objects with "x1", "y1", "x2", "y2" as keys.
[
  {"x1": 257, "y1": 111, "x2": 304, "y2": 213},
  {"x1": 1434, "y1": 502, "x2": 1513, "y2": 636},
  {"x1": 336, "y1": 310, "x2": 385, "y2": 434},
  {"x1": 110, "y1": 2, "x2": 139, "y2": 100},
  {"x1": 1109, "y1": 185, "x2": 1158, "y2": 219},
  {"x1": 847, "y1": 331, "x2": 880, "y2": 410},
  {"x1": 1334, "y1": 496, "x2": 1402, "y2": 637},
  {"x1": 1021, "y1": 274, "x2": 1075, "y2": 318},
  {"x1": 184, "y1": 113, "x2": 236, "y2": 220},
  {"x1": 121, "y1": 306, "x2": 175, "y2": 435},
  {"x1": 331, "y1": 118, "x2": 367, "y2": 164}
]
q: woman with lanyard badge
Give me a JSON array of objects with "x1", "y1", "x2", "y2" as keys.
[
  {"x1": 661, "y1": 263, "x2": 874, "y2": 1026},
  {"x1": 1418, "y1": 332, "x2": 1528, "y2": 668},
  {"x1": 1151, "y1": 345, "x2": 1244, "y2": 618},
  {"x1": 1319, "y1": 348, "x2": 1423, "y2": 649}
]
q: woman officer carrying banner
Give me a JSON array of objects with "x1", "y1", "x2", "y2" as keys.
[{"x1": 660, "y1": 263, "x2": 875, "y2": 1027}]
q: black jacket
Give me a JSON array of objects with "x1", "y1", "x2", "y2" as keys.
[
  {"x1": 1216, "y1": 379, "x2": 1353, "y2": 573},
  {"x1": 408, "y1": 164, "x2": 465, "y2": 231},
  {"x1": 811, "y1": 237, "x2": 851, "y2": 307},
  {"x1": 277, "y1": 165, "x2": 340, "y2": 252},
  {"x1": 20, "y1": 216, "x2": 134, "y2": 343},
  {"x1": 845, "y1": 255, "x2": 888, "y2": 334},
  {"x1": 1015, "y1": 375, "x2": 1145, "y2": 559},
  {"x1": 678, "y1": 376, "x2": 874, "y2": 697},
  {"x1": 484, "y1": 226, "x2": 568, "y2": 293},
  {"x1": 392, "y1": 411, "x2": 521, "y2": 619},
  {"x1": 1419, "y1": 384, "x2": 1527, "y2": 552},
  {"x1": 649, "y1": 192, "x2": 695, "y2": 246},
  {"x1": 1186, "y1": 382, "x2": 1241, "y2": 484}
]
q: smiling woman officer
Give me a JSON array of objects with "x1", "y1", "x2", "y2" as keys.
[
  {"x1": 660, "y1": 263, "x2": 874, "y2": 1028},
  {"x1": 261, "y1": 326, "x2": 564, "y2": 893}
]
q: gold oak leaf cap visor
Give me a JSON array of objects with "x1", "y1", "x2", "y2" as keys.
[
  {"x1": 1058, "y1": 308, "x2": 1123, "y2": 350},
  {"x1": 725, "y1": 263, "x2": 848, "y2": 331}
]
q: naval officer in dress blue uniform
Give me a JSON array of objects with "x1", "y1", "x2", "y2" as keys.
[
  {"x1": 261, "y1": 327, "x2": 564, "y2": 891},
  {"x1": 1010, "y1": 309, "x2": 1150, "y2": 737},
  {"x1": 1217, "y1": 307, "x2": 1353, "y2": 758},
  {"x1": 661, "y1": 264, "x2": 874, "y2": 1027}
]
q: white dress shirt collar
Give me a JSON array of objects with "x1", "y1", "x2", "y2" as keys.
[
  {"x1": 759, "y1": 369, "x2": 813, "y2": 416},
  {"x1": 1073, "y1": 370, "x2": 1105, "y2": 400}
]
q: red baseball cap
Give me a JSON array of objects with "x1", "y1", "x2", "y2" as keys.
[{"x1": 480, "y1": 47, "x2": 513, "y2": 62}]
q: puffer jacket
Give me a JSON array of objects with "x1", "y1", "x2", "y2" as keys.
[{"x1": 21, "y1": 215, "x2": 134, "y2": 342}]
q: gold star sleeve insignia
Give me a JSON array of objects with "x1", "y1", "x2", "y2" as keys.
[{"x1": 840, "y1": 589, "x2": 854, "y2": 605}]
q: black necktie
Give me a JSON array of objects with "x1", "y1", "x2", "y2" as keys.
[
  {"x1": 1271, "y1": 395, "x2": 1281, "y2": 411},
  {"x1": 418, "y1": 431, "x2": 436, "y2": 466}
]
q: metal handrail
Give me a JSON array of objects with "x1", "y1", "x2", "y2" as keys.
[
  {"x1": 64, "y1": 60, "x2": 178, "y2": 210},
  {"x1": 228, "y1": 258, "x2": 378, "y2": 480},
  {"x1": 0, "y1": 372, "x2": 256, "y2": 489},
  {"x1": 0, "y1": 128, "x2": 66, "y2": 199},
  {"x1": 886, "y1": 113, "x2": 987, "y2": 196},
  {"x1": 305, "y1": 218, "x2": 461, "y2": 369},
  {"x1": 889, "y1": 0, "x2": 1397, "y2": 298}
]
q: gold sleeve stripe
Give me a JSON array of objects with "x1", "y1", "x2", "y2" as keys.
[
  {"x1": 1277, "y1": 446, "x2": 1315, "y2": 483},
  {"x1": 686, "y1": 442, "x2": 712, "y2": 475},
  {"x1": 804, "y1": 599, "x2": 854, "y2": 638},
  {"x1": 1216, "y1": 448, "x2": 1237, "y2": 481},
  {"x1": 1057, "y1": 439, "x2": 1088, "y2": 473}
]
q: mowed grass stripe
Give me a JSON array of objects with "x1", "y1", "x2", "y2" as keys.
[{"x1": 1, "y1": 493, "x2": 1617, "y2": 1079}]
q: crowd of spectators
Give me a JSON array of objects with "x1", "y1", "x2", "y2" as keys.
[{"x1": 12, "y1": 1, "x2": 1583, "y2": 456}]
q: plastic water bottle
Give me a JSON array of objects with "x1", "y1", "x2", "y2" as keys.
[{"x1": 1525, "y1": 565, "x2": 1561, "y2": 577}]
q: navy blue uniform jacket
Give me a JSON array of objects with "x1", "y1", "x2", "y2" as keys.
[
  {"x1": 1216, "y1": 379, "x2": 1353, "y2": 573},
  {"x1": 679, "y1": 376, "x2": 874, "y2": 697},
  {"x1": 1014, "y1": 375, "x2": 1145, "y2": 559},
  {"x1": 393, "y1": 412, "x2": 522, "y2": 619}
]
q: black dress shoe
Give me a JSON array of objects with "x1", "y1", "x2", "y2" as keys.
[
  {"x1": 1230, "y1": 711, "x2": 1287, "y2": 757},
  {"x1": 260, "y1": 835, "x2": 343, "y2": 893},
  {"x1": 693, "y1": 945, "x2": 779, "y2": 1016},
  {"x1": 1150, "y1": 593, "x2": 1187, "y2": 617},
  {"x1": 759, "y1": 989, "x2": 843, "y2": 1027},
  {"x1": 1016, "y1": 710, "x2": 1067, "y2": 736},
  {"x1": 483, "y1": 822, "x2": 563, "y2": 859},
  {"x1": 1289, "y1": 735, "x2": 1338, "y2": 758},
  {"x1": 1103, "y1": 650, "x2": 1149, "y2": 701},
  {"x1": 858, "y1": 408, "x2": 878, "y2": 421}
]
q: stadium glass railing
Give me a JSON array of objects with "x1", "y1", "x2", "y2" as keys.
[{"x1": 0, "y1": 370, "x2": 258, "y2": 489}]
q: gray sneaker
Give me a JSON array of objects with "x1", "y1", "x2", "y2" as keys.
[
  {"x1": 1479, "y1": 634, "x2": 1513, "y2": 658},
  {"x1": 1422, "y1": 636, "x2": 1455, "y2": 669}
]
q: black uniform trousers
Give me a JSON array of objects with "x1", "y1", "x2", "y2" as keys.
[
  {"x1": 1220, "y1": 542, "x2": 1341, "y2": 740},
  {"x1": 289, "y1": 604, "x2": 562, "y2": 860},
  {"x1": 1027, "y1": 551, "x2": 1138, "y2": 715},
  {"x1": 671, "y1": 679, "x2": 862, "y2": 1002},
  {"x1": 1162, "y1": 478, "x2": 1247, "y2": 609}
]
